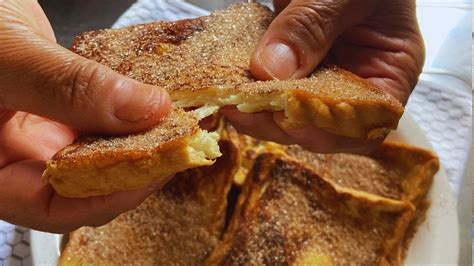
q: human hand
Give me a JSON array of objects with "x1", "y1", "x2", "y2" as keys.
[
  {"x1": 0, "y1": 0, "x2": 171, "y2": 232},
  {"x1": 223, "y1": 0, "x2": 424, "y2": 153}
]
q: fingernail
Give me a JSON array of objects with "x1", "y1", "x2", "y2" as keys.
[
  {"x1": 258, "y1": 42, "x2": 299, "y2": 80},
  {"x1": 114, "y1": 81, "x2": 169, "y2": 123}
]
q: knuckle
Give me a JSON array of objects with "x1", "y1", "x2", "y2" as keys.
[
  {"x1": 282, "y1": 3, "x2": 337, "y2": 49},
  {"x1": 55, "y1": 59, "x2": 107, "y2": 109}
]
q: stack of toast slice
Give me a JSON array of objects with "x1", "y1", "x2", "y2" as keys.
[{"x1": 45, "y1": 2, "x2": 404, "y2": 198}]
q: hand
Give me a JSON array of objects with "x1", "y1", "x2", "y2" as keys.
[
  {"x1": 0, "y1": 0, "x2": 171, "y2": 232},
  {"x1": 223, "y1": 0, "x2": 424, "y2": 153}
]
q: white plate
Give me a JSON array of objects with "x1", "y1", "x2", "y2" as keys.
[{"x1": 30, "y1": 114, "x2": 460, "y2": 265}]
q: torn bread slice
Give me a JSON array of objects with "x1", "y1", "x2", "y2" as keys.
[
  {"x1": 71, "y1": 3, "x2": 404, "y2": 140},
  {"x1": 206, "y1": 153, "x2": 415, "y2": 265},
  {"x1": 59, "y1": 139, "x2": 238, "y2": 265},
  {"x1": 44, "y1": 108, "x2": 221, "y2": 198}
]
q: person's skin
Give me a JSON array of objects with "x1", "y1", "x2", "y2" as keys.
[
  {"x1": 223, "y1": 0, "x2": 425, "y2": 153},
  {"x1": 0, "y1": 0, "x2": 171, "y2": 233}
]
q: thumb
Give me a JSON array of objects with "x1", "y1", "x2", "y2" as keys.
[
  {"x1": 0, "y1": 1, "x2": 171, "y2": 134},
  {"x1": 0, "y1": 24, "x2": 170, "y2": 135},
  {"x1": 250, "y1": 0, "x2": 376, "y2": 80}
]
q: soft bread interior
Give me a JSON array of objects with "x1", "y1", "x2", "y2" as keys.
[
  {"x1": 188, "y1": 129, "x2": 222, "y2": 162},
  {"x1": 192, "y1": 105, "x2": 221, "y2": 120},
  {"x1": 173, "y1": 90, "x2": 285, "y2": 113}
]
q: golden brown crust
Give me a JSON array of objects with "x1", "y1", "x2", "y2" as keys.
[
  {"x1": 59, "y1": 140, "x2": 239, "y2": 266},
  {"x1": 71, "y1": 3, "x2": 403, "y2": 140},
  {"x1": 44, "y1": 109, "x2": 220, "y2": 198},
  {"x1": 369, "y1": 141, "x2": 439, "y2": 206},
  {"x1": 207, "y1": 153, "x2": 415, "y2": 265}
]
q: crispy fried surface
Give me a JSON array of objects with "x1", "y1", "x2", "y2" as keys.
[
  {"x1": 71, "y1": 3, "x2": 403, "y2": 139},
  {"x1": 59, "y1": 140, "x2": 239, "y2": 266},
  {"x1": 207, "y1": 153, "x2": 415, "y2": 265}
]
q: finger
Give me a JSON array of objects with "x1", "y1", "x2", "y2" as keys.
[
  {"x1": 0, "y1": 112, "x2": 75, "y2": 168},
  {"x1": 251, "y1": 0, "x2": 376, "y2": 80},
  {"x1": 45, "y1": 179, "x2": 167, "y2": 231},
  {"x1": 221, "y1": 107, "x2": 294, "y2": 145},
  {"x1": 19, "y1": 0, "x2": 56, "y2": 42},
  {"x1": 0, "y1": 160, "x2": 170, "y2": 233},
  {"x1": 0, "y1": 24, "x2": 171, "y2": 135},
  {"x1": 330, "y1": 40, "x2": 414, "y2": 104}
]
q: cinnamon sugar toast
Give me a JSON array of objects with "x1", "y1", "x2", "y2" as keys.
[
  {"x1": 206, "y1": 153, "x2": 415, "y2": 265},
  {"x1": 44, "y1": 109, "x2": 221, "y2": 197},
  {"x1": 59, "y1": 139, "x2": 238, "y2": 265},
  {"x1": 71, "y1": 3, "x2": 404, "y2": 140}
]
